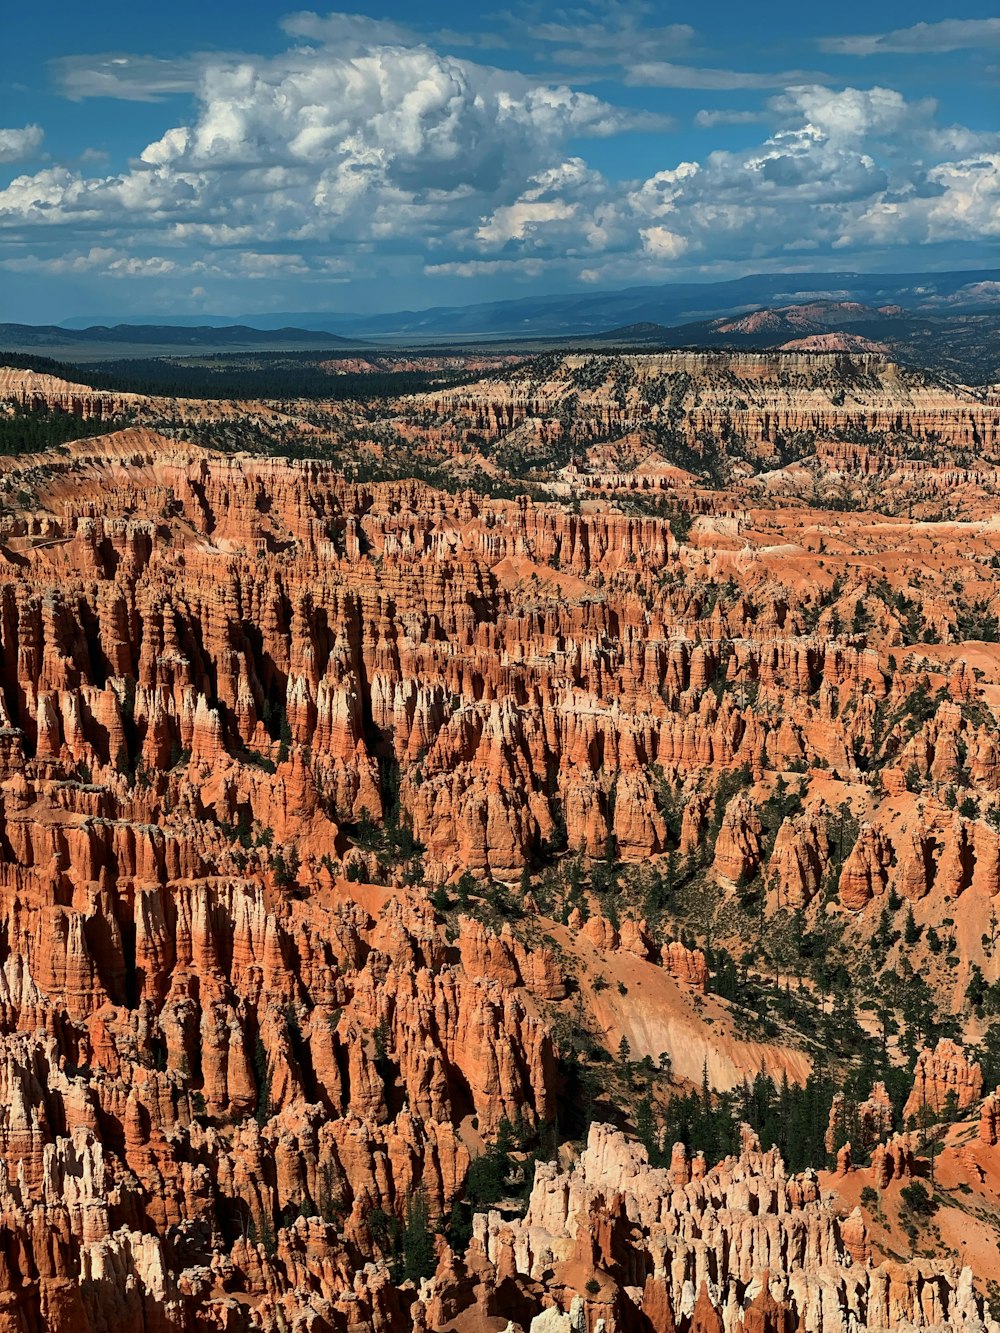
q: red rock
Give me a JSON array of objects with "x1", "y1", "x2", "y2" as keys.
[
  {"x1": 712, "y1": 793, "x2": 763, "y2": 887},
  {"x1": 660, "y1": 941, "x2": 708, "y2": 991},
  {"x1": 0, "y1": 356, "x2": 995, "y2": 1331},
  {"x1": 903, "y1": 1039, "x2": 983, "y2": 1124},
  {"x1": 980, "y1": 1087, "x2": 1000, "y2": 1146}
]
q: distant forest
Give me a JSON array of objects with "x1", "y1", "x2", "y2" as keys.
[
  {"x1": 0, "y1": 350, "x2": 478, "y2": 401},
  {"x1": 0, "y1": 401, "x2": 127, "y2": 455}
]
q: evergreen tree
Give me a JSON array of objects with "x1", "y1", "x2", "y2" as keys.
[
  {"x1": 402, "y1": 1193, "x2": 436, "y2": 1283},
  {"x1": 253, "y1": 1036, "x2": 272, "y2": 1127},
  {"x1": 635, "y1": 1094, "x2": 661, "y2": 1166},
  {"x1": 278, "y1": 706, "x2": 293, "y2": 763},
  {"x1": 903, "y1": 906, "x2": 920, "y2": 946}
]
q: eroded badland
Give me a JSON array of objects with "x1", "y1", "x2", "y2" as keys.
[{"x1": 0, "y1": 349, "x2": 998, "y2": 1331}]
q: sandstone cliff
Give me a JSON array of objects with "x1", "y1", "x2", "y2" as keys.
[{"x1": 0, "y1": 350, "x2": 999, "y2": 1330}]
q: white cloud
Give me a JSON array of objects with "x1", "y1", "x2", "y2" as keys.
[
  {"x1": 476, "y1": 199, "x2": 578, "y2": 246},
  {"x1": 280, "y1": 11, "x2": 423, "y2": 47},
  {"x1": 424, "y1": 257, "x2": 545, "y2": 277},
  {"x1": 640, "y1": 225, "x2": 688, "y2": 259},
  {"x1": 1, "y1": 246, "x2": 176, "y2": 277},
  {"x1": 50, "y1": 54, "x2": 208, "y2": 101},
  {"x1": 235, "y1": 251, "x2": 311, "y2": 277},
  {"x1": 472, "y1": 157, "x2": 619, "y2": 255},
  {"x1": 628, "y1": 63, "x2": 828, "y2": 90},
  {"x1": 527, "y1": 9, "x2": 695, "y2": 69},
  {"x1": 1, "y1": 41, "x2": 656, "y2": 267},
  {"x1": 106, "y1": 254, "x2": 179, "y2": 277},
  {"x1": 695, "y1": 109, "x2": 770, "y2": 128},
  {"x1": 461, "y1": 84, "x2": 1000, "y2": 281},
  {"x1": 822, "y1": 18, "x2": 1000, "y2": 56},
  {"x1": 133, "y1": 48, "x2": 654, "y2": 182},
  {"x1": 5, "y1": 19, "x2": 1000, "y2": 304},
  {"x1": 0, "y1": 125, "x2": 43, "y2": 164},
  {"x1": 772, "y1": 85, "x2": 928, "y2": 141},
  {"x1": 845, "y1": 155, "x2": 1000, "y2": 248},
  {"x1": 0, "y1": 244, "x2": 323, "y2": 284}
]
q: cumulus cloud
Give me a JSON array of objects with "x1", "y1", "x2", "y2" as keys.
[
  {"x1": 772, "y1": 85, "x2": 930, "y2": 141},
  {"x1": 639, "y1": 225, "x2": 688, "y2": 259},
  {"x1": 2, "y1": 39, "x2": 659, "y2": 264},
  {"x1": 0, "y1": 245, "x2": 327, "y2": 285},
  {"x1": 424, "y1": 257, "x2": 545, "y2": 277},
  {"x1": 471, "y1": 157, "x2": 622, "y2": 256},
  {"x1": 476, "y1": 199, "x2": 579, "y2": 247},
  {"x1": 234, "y1": 251, "x2": 311, "y2": 277},
  {"x1": 822, "y1": 18, "x2": 1000, "y2": 56},
  {"x1": 843, "y1": 155, "x2": 1000, "y2": 249},
  {"x1": 465, "y1": 84, "x2": 1000, "y2": 283},
  {"x1": 0, "y1": 125, "x2": 44, "y2": 163},
  {"x1": 145, "y1": 49, "x2": 653, "y2": 181},
  {"x1": 5, "y1": 19, "x2": 1000, "y2": 301},
  {"x1": 1, "y1": 246, "x2": 177, "y2": 277}
]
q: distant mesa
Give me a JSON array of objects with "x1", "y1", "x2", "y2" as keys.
[
  {"x1": 0, "y1": 321, "x2": 361, "y2": 349},
  {"x1": 714, "y1": 300, "x2": 879, "y2": 335},
  {"x1": 591, "y1": 321, "x2": 674, "y2": 343},
  {"x1": 779, "y1": 332, "x2": 892, "y2": 354}
]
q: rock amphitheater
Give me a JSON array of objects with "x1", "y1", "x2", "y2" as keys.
[{"x1": 0, "y1": 353, "x2": 997, "y2": 1330}]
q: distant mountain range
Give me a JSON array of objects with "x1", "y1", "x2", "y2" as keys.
[
  {"x1": 0, "y1": 323, "x2": 357, "y2": 349},
  {"x1": 55, "y1": 268, "x2": 1000, "y2": 339},
  {"x1": 3, "y1": 270, "x2": 997, "y2": 384}
]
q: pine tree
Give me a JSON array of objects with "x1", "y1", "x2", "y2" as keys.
[
  {"x1": 253, "y1": 1036, "x2": 272, "y2": 1127},
  {"x1": 701, "y1": 1059, "x2": 712, "y2": 1118},
  {"x1": 402, "y1": 1192, "x2": 436, "y2": 1283},
  {"x1": 903, "y1": 906, "x2": 920, "y2": 945},
  {"x1": 777, "y1": 1070, "x2": 791, "y2": 1158},
  {"x1": 636, "y1": 1094, "x2": 661, "y2": 1166},
  {"x1": 277, "y1": 705, "x2": 292, "y2": 763},
  {"x1": 456, "y1": 870, "x2": 476, "y2": 907}
]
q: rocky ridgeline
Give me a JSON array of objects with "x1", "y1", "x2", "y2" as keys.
[
  {"x1": 0, "y1": 366, "x2": 143, "y2": 421},
  {"x1": 418, "y1": 352, "x2": 1000, "y2": 458}
]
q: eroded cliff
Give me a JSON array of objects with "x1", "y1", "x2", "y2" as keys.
[{"x1": 0, "y1": 351, "x2": 999, "y2": 1330}]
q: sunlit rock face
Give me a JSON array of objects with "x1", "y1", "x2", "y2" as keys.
[{"x1": 0, "y1": 347, "x2": 997, "y2": 1329}]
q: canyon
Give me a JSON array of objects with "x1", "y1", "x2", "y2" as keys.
[{"x1": 0, "y1": 349, "x2": 998, "y2": 1330}]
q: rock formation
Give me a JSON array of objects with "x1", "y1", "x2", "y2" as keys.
[
  {"x1": 438, "y1": 1123, "x2": 991, "y2": 1333},
  {"x1": 0, "y1": 348, "x2": 999, "y2": 1328},
  {"x1": 903, "y1": 1041, "x2": 984, "y2": 1124}
]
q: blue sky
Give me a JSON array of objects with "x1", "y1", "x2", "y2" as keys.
[{"x1": 1, "y1": 1, "x2": 998, "y2": 322}]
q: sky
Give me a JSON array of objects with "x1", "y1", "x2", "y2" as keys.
[{"x1": 1, "y1": 0, "x2": 999, "y2": 323}]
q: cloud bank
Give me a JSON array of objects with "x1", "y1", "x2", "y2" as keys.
[
  {"x1": 822, "y1": 18, "x2": 1000, "y2": 57},
  {"x1": 2, "y1": 17, "x2": 998, "y2": 307}
]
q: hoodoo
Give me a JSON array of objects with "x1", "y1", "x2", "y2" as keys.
[{"x1": 0, "y1": 343, "x2": 998, "y2": 1330}]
